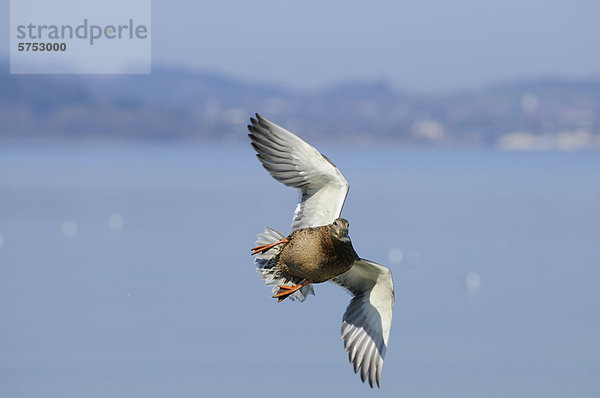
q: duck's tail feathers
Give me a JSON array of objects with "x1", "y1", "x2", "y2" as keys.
[{"x1": 253, "y1": 226, "x2": 315, "y2": 302}]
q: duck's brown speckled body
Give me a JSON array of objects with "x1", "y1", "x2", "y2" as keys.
[{"x1": 276, "y1": 220, "x2": 359, "y2": 283}]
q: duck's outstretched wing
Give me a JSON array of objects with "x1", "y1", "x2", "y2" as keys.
[
  {"x1": 248, "y1": 114, "x2": 349, "y2": 231},
  {"x1": 331, "y1": 259, "x2": 394, "y2": 388}
]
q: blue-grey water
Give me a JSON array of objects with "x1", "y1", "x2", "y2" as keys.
[{"x1": 1, "y1": 144, "x2": 598, "y2": 397}]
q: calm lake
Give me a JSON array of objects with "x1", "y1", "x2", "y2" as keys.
[{"x1": 1, "y1": 144, "x2": 598, "y2": 397}]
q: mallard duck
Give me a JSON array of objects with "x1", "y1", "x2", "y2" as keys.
[{"x1": 248, "y1": 114, "x2": 395, "y2": 388}]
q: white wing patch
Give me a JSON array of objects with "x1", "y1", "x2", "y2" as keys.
[
  {"x1": 248, "y1": 114, "x2": 349, "y2": 230},
  {"x1": 331, "y1": 259, "x2": 394, "y2": 388}
]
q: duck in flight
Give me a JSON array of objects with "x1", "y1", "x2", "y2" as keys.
[{"x1": 248, "y1": 114, "x2": 395, "y2": 388}]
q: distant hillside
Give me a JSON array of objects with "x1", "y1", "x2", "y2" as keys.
[{"x1": 1, "y1": 60, "x2": 599, "y2": 149}]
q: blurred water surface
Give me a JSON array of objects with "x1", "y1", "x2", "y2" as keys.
[{"x1": 0, "y1": 144, "x2": 599, "y2": 397}]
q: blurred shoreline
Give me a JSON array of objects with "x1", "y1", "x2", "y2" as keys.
[{"x1": 2, "y1": 62, "x2": 599, "y2": 151}]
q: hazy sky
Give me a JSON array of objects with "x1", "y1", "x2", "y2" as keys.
[{"x1": 3, "y1": 0, "x2": 599, "y2": 92}]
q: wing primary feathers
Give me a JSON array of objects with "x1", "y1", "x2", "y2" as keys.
[
  {"x1": 331, "y1": 259, "x2": 395, "y2": 388},
  {"x1": 247, "y1": 114, "x2": 349, "y2": 230}
]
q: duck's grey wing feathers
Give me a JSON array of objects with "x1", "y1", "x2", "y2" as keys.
[
  {"x1": 248, "y1": 114, "x2": 349, "y2": 230},
  {"x1": 331, "y1": 259, "x2": 394, "y2": 388}
]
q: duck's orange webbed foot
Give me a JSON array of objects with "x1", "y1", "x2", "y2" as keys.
[
  {"x1": 251, "y1": 238, "x2": 289, "y2": 255},
  {"x1": 273, "y1": 280, "x2": 311, "y2": 302}
]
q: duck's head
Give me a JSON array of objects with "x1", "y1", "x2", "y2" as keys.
[{"x1": 330, "y1": 218, "x2": 351, "y2": 244}]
